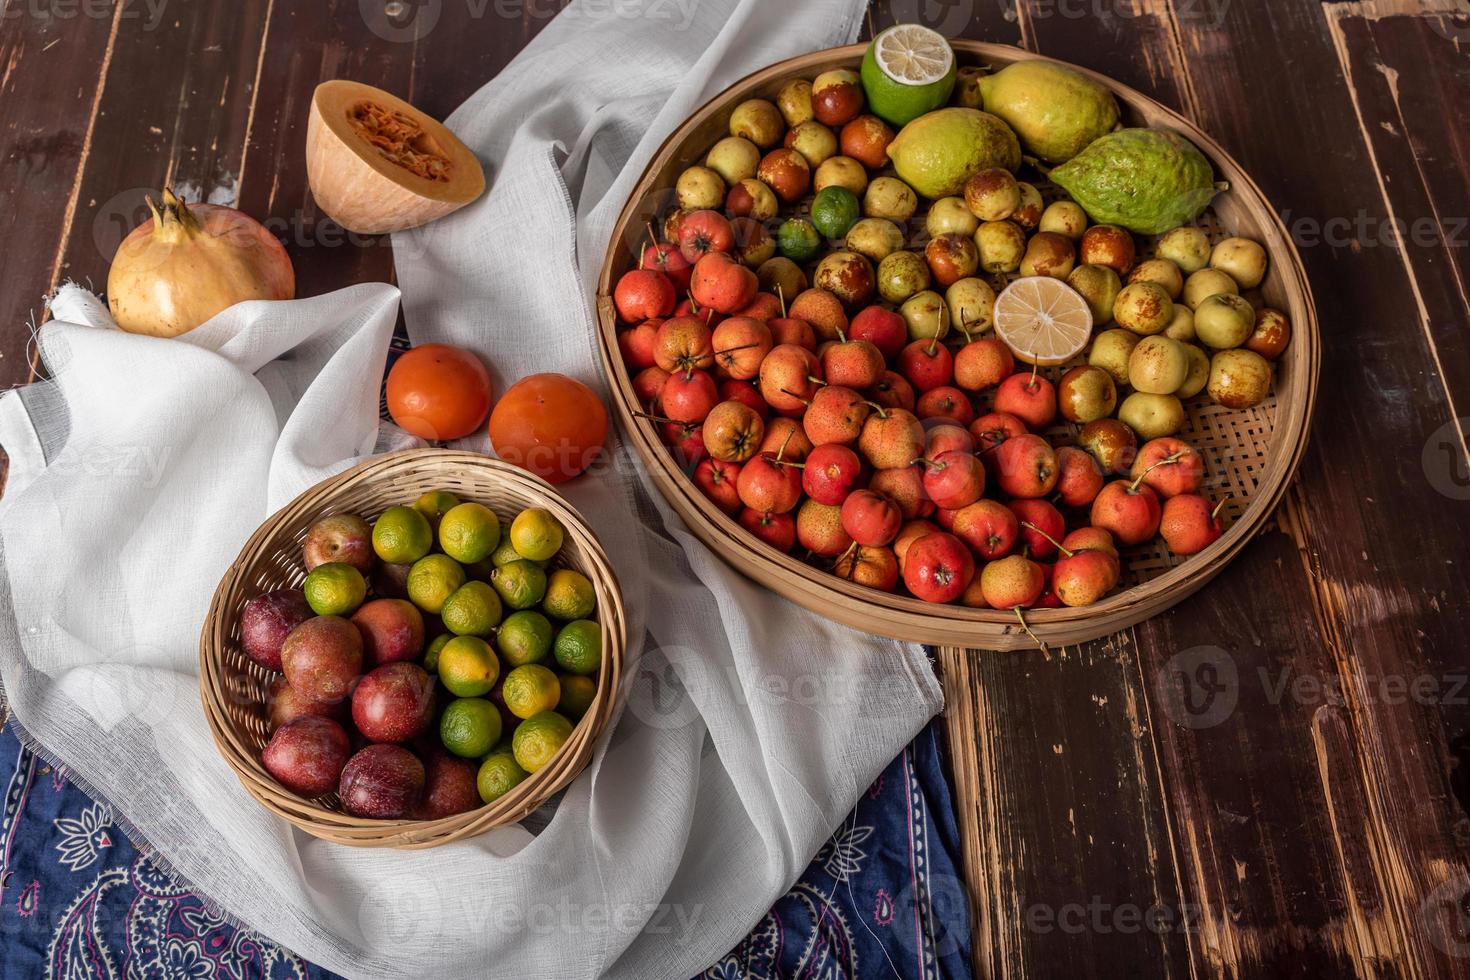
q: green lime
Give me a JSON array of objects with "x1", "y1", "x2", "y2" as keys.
[
  {"x1": 509, "y1": 508, "x2": 564, "y2": 561},
  {"x1": 413, "y1": 490, "x2": 460, "y2": 530},
  {"x1": 811, "y1": 186, "x2": 861, "y2": 240},
  {"x1": 424, "y1": 633, "x2": 451, "y2": 672},
  {"x1": 441, "y1": 580, "x2": 503, "y2": 636},
  {"x1": 372, "y1": 506, "x2": 433, "y2": 564},
  {"x1": 502, "y1": 664, "x2": 561, "y2": 720},
  {"x1": 497, "y1": 610, "x2": 554, "y2": 668},
  {"x1": 542, "y1": 568, "x2": 596, "y2": 620},
  {"x1": 439, "y1": 502, "x2": 501, "y2": 564},
  {"x1": 491, "y1": 559, "x2": 547, "y2": 611},
  {"x1": 491, "y1": 536, "x2": 542, "y2": 568},
  {"x1": 439, "y1": 697, "x2": 503, "y2": 758},
  {"x1": 860, "y1": 24, "x2": 958, "y2": 127},
  {"x1": 302, "y1": 563, "x2": 367, "y2": 616},
  {"x1": 406, "y1": 554, "x2": 466, "y2": 614},
  {"x1": 557, "y1": 674, "x2": 597, "y2": 719},
  {"x1": 477, "y1": 750, "x2": 528, "y2": 803},
  {"x1": 437, "y1": 636, "x2": 500, "y2": 697},
  {"x1": 777, "y1": 218, "x2": 822, "y2": 263},
  {"x1": 512, "y1": 711, "x2": 573, "y2": 773},
  {"x1": 553, "y1": 620, "x2": 601, "y2": 676}
]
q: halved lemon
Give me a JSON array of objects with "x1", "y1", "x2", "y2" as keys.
[
  {"x1": 861, "y1": 25, "x2": 958, "y2": 126},
  {"x1": 993, "y1": 276, "x2": 1095, "y2": 366}
]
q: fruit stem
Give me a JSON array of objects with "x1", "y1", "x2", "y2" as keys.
[
  {"x1": 861, "y1": 400, "x2": 890, "y2": 419},
  {"x1": 926, "y1": 335, "x2": 939, "y2": 357},
  {"x1": 148, "y1": 187, "x2": 202, "y2": 244},
  {"x1": 715, "y1": 342, "x2": 762, "y2": 356},
  {"x1": 1013, "y1": 607, "x2": 1051, "y2": 656},
  {"x1": 1210, "y1": 496, "x2": 1228, "y2": 520},
  {"x1": 807, "y1": 375, "x2": 827, "y2": 387},
  {"x1": 1128, "y1": 451, "x2": 1184, "y2": 493},
  {"x1": 1028, "y1": 360, "x2": 1039, "y2": 385},
  {"x1": 779, "y1": 387, "x2": 813, "y2": 407},
  {"x1": 775, "y1": 427, "x2": 795, "y2": 464},
  {"x1": 645, "y1": 220, "x2": 660, "y2": 246},
  {"x1": 632, "y1": 409, "x2": 691, "y2": 431},
  {"x1": 1021, "y1": 521, "x2": 1072, "y2": 558},
  {"x1": 957, "y1": 312, "x2": 972, "y2": 344},
  {"x1": 776, "y1": 284, "x2": 787, "y2": 318}
]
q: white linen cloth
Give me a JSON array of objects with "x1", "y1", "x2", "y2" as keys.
[{"x1": 0, "y1": 1, "x2": 943, "y2": 977}]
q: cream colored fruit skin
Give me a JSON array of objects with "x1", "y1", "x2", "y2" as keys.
[
  {"x1": 1208, "y1": 348, "x2": 1273, "y2": 408},
  {"x1": 1089, "y1": 328, "x2": 1140, "y2": 386},
  {"x1": 1178, "y1": 343, "x2": 1210, "y2": 398},
  {"x1": 1039, "y1": 201, "x2": 1088, "y2": 240},
  {"x1": 1181, "y1": 268, "x2": 1239, "y2": 310},
  {"x1": 306, "y1": 86, "x2": 485, "y2": 236},
  {"x1": 1162, "y1": 304, "x2": 1195, "y2": 342},
  {"x1": 946, "y1": 278, "x2": 997, "y2": 335},
  {"x1": 1118, "y1": 392, "x2": 1185, "y2": 440},
  {"x1": 1210, "y1": 237, "x2": 1269, "y2": 289},
  {"x1": 845, "y1": 218, "x2": 904, "y2": 262},
  {"x1": 1128, "y1": 336, "x2": 1188, "y2": 394}
]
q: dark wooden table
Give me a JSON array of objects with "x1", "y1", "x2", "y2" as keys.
[{"x1": 3, "y1": 1, "x2": 1468, "y2": 976}]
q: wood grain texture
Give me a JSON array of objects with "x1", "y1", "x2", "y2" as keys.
[
  {"x1": 930, "y1": 0, "x2": 1470, "y2": 975},
  {"x1": 0, "y1": 0, "x2": 1466, "y2": 975},
  {"x1": 0, "y1": 4, "x2": 118, "y2": 387}
]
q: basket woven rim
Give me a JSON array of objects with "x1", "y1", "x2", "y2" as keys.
[
  {"x1": 592, "y1": 40, "x2": 1320, "y2": 649},
  {"x1": 198, "y1": 449, "x2": 628, "y2": 848}
]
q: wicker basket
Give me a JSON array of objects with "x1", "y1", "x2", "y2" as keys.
[
  {"x1": 199, "y1": 449, "x2": 627, "y2": 848},
  {"x1": 595, "y1": 41, "x2": 1319, "y2": 649}
]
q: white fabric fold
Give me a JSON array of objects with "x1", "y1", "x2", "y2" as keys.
[{"x1": 0, "y1": 2, "x2": 942, "y2": 976}]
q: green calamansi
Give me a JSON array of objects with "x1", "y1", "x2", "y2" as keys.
[
  {"x1": 1048, "y1": 128, "x2": 1220, "y2": 235},
  {"x1": 978, "y1": 60, "x2": 1120, "y2": 164}
]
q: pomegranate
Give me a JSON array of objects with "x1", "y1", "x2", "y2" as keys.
[{"x1": 107, "y1": 188, "x2": 294, "y2": 337}]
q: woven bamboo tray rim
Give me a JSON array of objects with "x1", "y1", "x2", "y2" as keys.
[
  {"x1": 594, "y1": 40, "x2": 1319, "y2": 650},
  {"x1": 199, "y1": 449, "x2": 627, "y2": 849}
]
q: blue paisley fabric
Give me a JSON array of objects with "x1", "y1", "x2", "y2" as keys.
[{"x1": 0, "y1": 719, "x2": 971, "y2": 979}]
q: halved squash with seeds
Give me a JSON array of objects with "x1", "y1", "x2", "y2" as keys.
[{"x1": 306, "y1": 80, "x2": 486, "y2": 235}]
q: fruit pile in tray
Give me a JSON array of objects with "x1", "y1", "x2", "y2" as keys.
[{"x1": 609, "y1": 25, "x2": 1292, "y2": 611}]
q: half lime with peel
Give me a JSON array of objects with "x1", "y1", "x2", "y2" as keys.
[{"x1": 861, "y1": 24, "x2": 958, "y2": 127}]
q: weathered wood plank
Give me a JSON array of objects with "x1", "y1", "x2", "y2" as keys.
[
  {"x1": 235, "y1": 0, "x2": 563, "y2": 299},
  {"x1": 878, "y1": 2, "x2": 1199, "y2": 975},
  {"x1": 0, "y1": 5, "x2": 118, "y2": 387},
  {"x1": 35, "y1": 0, "x2": 275, "y2": 377},
  {"x1": 1108, "y1": 0, "x2": 1470, "y2": 974}
]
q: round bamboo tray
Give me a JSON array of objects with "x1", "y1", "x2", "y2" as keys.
[
  {"x1": 199, "y1": 449, "x2": 627, "y2": 848},
  {"x1": 595, "y1": 41, "x2": 1319, "y2": 649}
]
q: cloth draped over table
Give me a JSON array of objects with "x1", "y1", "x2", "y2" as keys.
[{"x1": 0, "y1": 1, "x2": 942, "y2": 976}]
